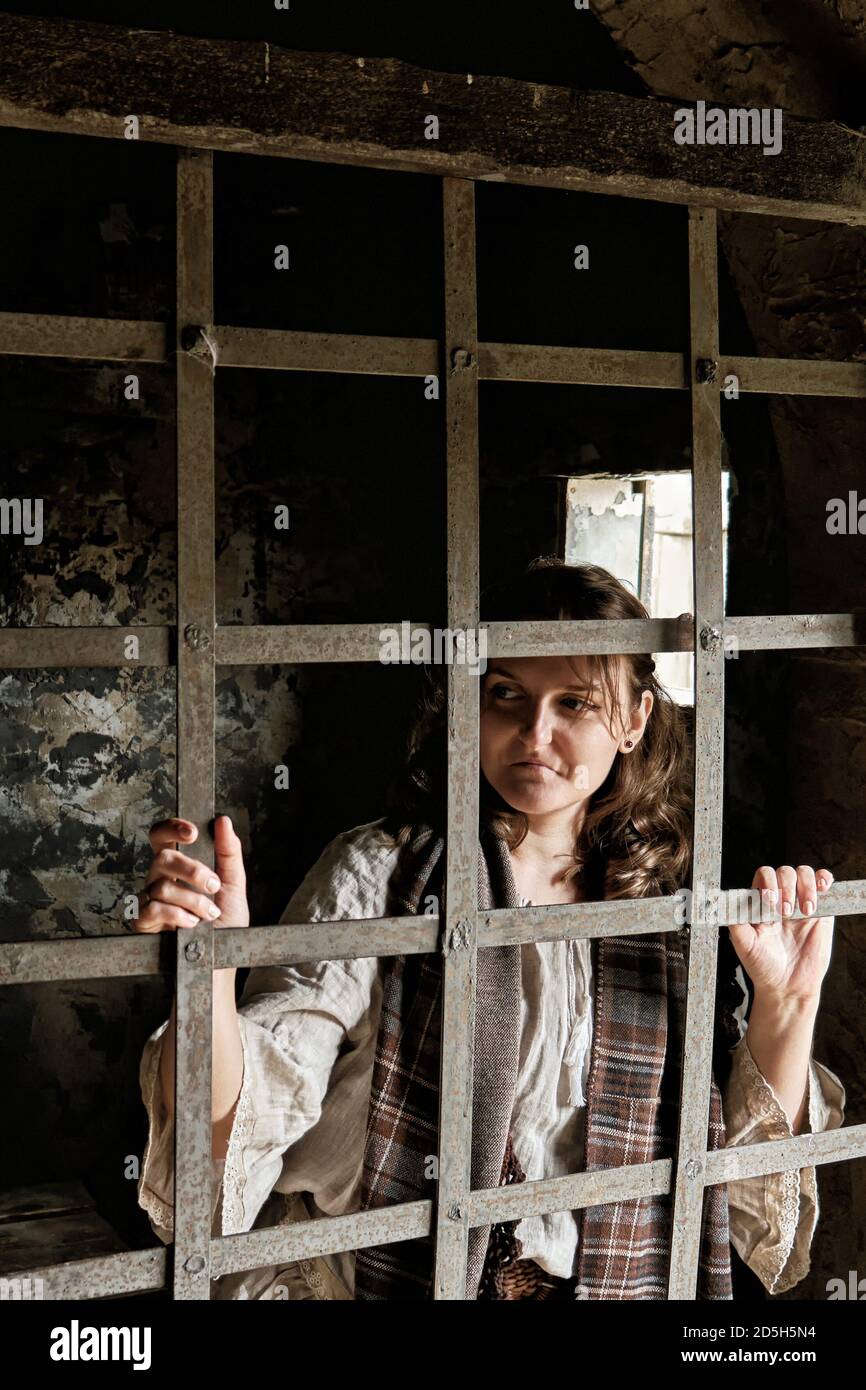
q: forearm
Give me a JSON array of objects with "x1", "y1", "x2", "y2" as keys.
[{"x1": 743, "y1": 992, "x2": 819, "y2": 1135}]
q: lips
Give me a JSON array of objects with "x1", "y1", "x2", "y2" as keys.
[{"x1": 512, "y1": 760, "x2": 556, "y2": 771}]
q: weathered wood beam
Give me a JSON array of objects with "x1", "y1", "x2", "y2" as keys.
[{"x1": 0, "y1": 14, "x2": 864, "y2": 223}]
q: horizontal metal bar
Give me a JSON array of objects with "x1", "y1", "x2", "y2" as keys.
[
  {"x1": 208, "y1": 1130, "x2": 866, "y2": 1281},
  {"x1": 215, "y1": 623, "x2": 434, "y2": 665},
  {"x1": 0, "y1": 311, "x2": 167, "y2": 362},
  {"x1": 727, "y1": 613, "x2": 866, "y2": 649},
  {"x1": 705, "y1": 1121, "x2": 866, "y2": 1184},
  {"x1": 12, "y1": 1119, "x2": 866, "y2": 1293},
  {"x1": 0, "y1": 628, "x2": 172, "y2": 667},
  {"x1": 217, "y1": 618, "x2": 698, "y2": 663},
  {"x1": 0, "y1": 615, "x2": 863, "y2": 671},
  {"x1": 480, "y1": 898, "x2": 683, "y2": 944},
  {"x1": 487, "y1": 614, "x2": 866, "y2": 657},
  {"x1": 6, "y1": 882, "x2": 863, "y2": 986},
  {"x1": 484, "y1": 616, "x2": 699, "y2": 656},
  {"x1": 721, "y1": 356, "x2": 866, "y2": 398},
  {"x1": 210, "y1": 1199, "x2": 433, "y2": 1279},
  {"x1": 5, "y1": 1246, "x2": 167, "y2": 1299},
  {"x1": 469, "y1": 1159, "x2": 672, "y2": 1226},
  {"x1": 215, "y1": 326, "x2": 439, "y2": 377},
  {"x1": 213, "y1": 917, "x2": 439, "y2": 969},
  {"x1": 3, "y1": 315, "x2": 865, "y2": 404},
  {"x1": 0, "y1": 935, "x2": 165, "y2": 985},
  {"x1": 478, "y1": 343, "x2": 687, "y2": 389}
]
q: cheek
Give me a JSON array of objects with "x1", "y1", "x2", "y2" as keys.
[{"x1": 565, "y1": 724, "x2": 618, "y2": 771}]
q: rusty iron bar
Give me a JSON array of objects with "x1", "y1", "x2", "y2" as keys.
[
  {"x1": 3, "y1": 878, "x2": 866, "y2": 987},
  {"x1": 11, "y1": 1113, "x2": 866, "y2": 1295},
  {"x1": 214, "y1": 325, "x2": 439, "y2": 376},
  {"x1": 0, "y1": 627, "x2": 173, "y2": 666},
  {"x1": 432, "y1": 176, "x2": 481, "y2": 1302},
  {"x1": 478, "y1": 342, "x2": 687, "y2": 389},
  {"x1": 666, "y1": 206, "x2": 726, "y2": 1301},
  {"x1": 0, "y1": 311, "x2": 168, "y2": 361},
  {"x1": 211, "y1": 1201, "x2": 433, "y2": 1279},
  {"x1": 2, "y1": 1248, "x2": 167, "y2": 1301},
  {"x1": 4, "y1": 306, "x2": 866, "y2": 402},
  {"x1": 172, "y1": 147, "x2": 218, "y2": 1301},
  {"x1": 0, "y1": 613, "x2": 865, "y2": 671},
  {"x1": 719, "y1": 356, "x2": 866, "y2": 398}
]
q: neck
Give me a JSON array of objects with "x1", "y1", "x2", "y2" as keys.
[{"x1": 511, "y1": 805, "x2": 585, "y2": 872}]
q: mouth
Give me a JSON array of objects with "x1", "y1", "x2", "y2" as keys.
[{"x1": 512, "y1": 760, "x2": 557, "y2": 772}]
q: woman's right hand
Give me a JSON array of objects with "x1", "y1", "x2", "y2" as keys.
[{"x1": 134, "y1": 814, "x2": 250, "y2": 932}]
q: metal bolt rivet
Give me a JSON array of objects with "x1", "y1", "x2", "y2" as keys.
[
  {"x1": 184, "y1": 1254, "x2": 206, "y2": 1273},
  {"x1": 695, "y1": 357, "x2": 718, "y2": 385},
  {"x1": 699, "y1": 624, "x2": 721, "y2": 654},
  {"x1": 184, "y1": 623, "x2": 211, "y2": 651},
  {"x1": 185, "y1": 939, "x2": 204, "y2": 962},
  {"x1": 685, "y1": 1158, "x2": 701, "y2": 1180},
  {"x1": 180, "y1": 324, "x2": 205, "y2": 354},
  {"x1": 447, "y1": 1202, "x2": 463, "y2": 1221},
  {"x1": 450, "y1": 347, "x2": 474, "y2": 373},
  {"x1": 443, "y1": 918, "x2": 471, "y2": 956}
]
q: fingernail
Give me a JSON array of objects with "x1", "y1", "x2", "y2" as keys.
[
  {"x1": 769, "y1": 888, "x2": 779, "y2": 901},
  {"x1": 803, "y1": 899, "x2": 815, "y2": 915},
  {"x1": 782, "y1": 900, "x2": 792, "y2": 915},
  {"x1": 208, "y1": 903, "x2": 221, "y2": 918},
  {"x1": 207, "y1": 877, "x2": 220, "y2": 892}
]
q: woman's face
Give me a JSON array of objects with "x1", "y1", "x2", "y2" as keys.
[{"x1": 479, "y1": 654, "x2": 653, "y2": 820}]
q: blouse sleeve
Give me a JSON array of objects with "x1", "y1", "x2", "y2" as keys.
[
  {"x1": 136, "y1": 960, "x2": 380, "y2": 1242},
  {"x1": 135, "y1": 822, "x2": 393, "y2": 1244},
  {"x1": 721, "y1": 1032, "x2": 846, "y2": 1295},
  {"x1": 136, "y1": 1018, "x2": 225, "y2": 1244}
]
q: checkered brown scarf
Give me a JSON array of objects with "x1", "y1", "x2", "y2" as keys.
[{"x1": 353, "y1": 821, "x2": 733, "y2": 1300}]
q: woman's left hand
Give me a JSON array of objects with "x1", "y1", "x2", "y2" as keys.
[{"x1": 727, "y1": 864, "x2": 835, "y2": 1005}]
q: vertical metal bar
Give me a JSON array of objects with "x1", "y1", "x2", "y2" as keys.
[
  {"x1": 434, "y1": 177, "x2": 480, "y2": 1300},
  {"x1": 173, "y1": 147, "x2": 216, "y2": 1300},
  {"x1": 636, "y1": 479, "x2": 655, "y2": 612},
  {"x1": 667, "y1": 207, "x2": 724, "y2": 1299}
]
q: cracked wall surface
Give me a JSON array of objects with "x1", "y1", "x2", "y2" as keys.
[{"x1": 594, "y1": 0, "x2": 866, "y2": 116}]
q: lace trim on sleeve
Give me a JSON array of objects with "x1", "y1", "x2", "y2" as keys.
[
  {"x1": 140, "y1": 1187, "x2": 175, "y2": 1235},
  {"x1": 732, "y1": 1037, "x2": 804, "y2": 1295},
  {"x1": 221, "y1": 1069, "x2": 254, "y2": 1234}
]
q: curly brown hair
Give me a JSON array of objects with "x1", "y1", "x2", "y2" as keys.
[{"x1": 383, "y1": 557, "x2": 694, "y2": 902}]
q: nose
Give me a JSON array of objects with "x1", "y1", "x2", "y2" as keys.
[{"x1": 516, "y1": 700, "x2": 553, "y2": 743}]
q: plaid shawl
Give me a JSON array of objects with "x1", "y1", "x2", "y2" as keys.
[{"x1": 353, "y1": 821, "x2": 733, "y2": 1300}]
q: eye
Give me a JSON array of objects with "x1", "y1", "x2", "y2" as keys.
[
  {"x1": 562, "y1": 695, "x2": 597, "y2": 711},
  {"x1": 489, "y1": 682, "x2": 520, "y2": 700}
]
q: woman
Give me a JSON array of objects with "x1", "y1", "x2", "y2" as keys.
[{"x1": 135, "y1": 558, "x2": 845, "y2": 1300}]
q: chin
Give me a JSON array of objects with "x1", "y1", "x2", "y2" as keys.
[{"x1": 493, "y1": 781, "x2": 564, "y2": 814}]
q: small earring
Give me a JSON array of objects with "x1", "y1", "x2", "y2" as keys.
[{"x1": 623, "y1": 739, "x2": 634, "y2": 749}]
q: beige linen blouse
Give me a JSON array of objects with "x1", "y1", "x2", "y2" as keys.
[{"x1": 137, "y1": 819, "x2": 846, "y2": 1300}]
